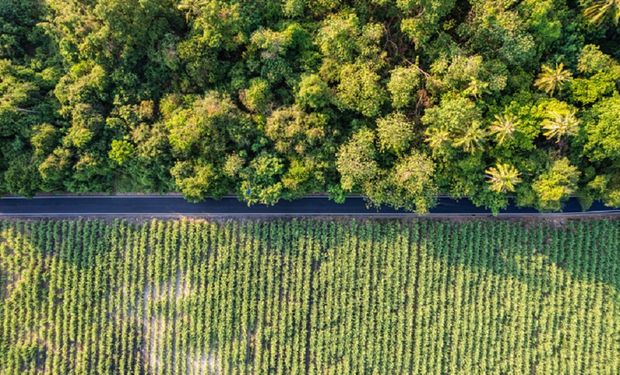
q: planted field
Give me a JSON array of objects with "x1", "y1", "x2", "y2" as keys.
[{"x1": 0, "y1": 219, "x2": 619, "y2": 374}]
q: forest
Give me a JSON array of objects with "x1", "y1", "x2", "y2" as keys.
[
  {"x1": 1, "y1": 0, "x2": 619, "y2": 212},
  {"x1": 1, "y1": 218, "x2": 618, "y2": 373}
]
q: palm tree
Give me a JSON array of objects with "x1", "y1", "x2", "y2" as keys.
[
  {"x1": 489, "y1": 114, "x2": 520, "y2": 145},
  {"x1": 453, "y1": 121, "x2": 486, "y2": 153},
  {"x1": 485, "y1": 163, "x2": 522, "y2": 193},
  {"x1": 534, "y1": 63, "x2": 572, "y2": 96},
  {"x1": 424, "y1": 127, "x2": 450, "y2": 153},
  {"x1": 542, "y1": 110, "x2": 580, "y2": 142},
  {"x1": 465, "y1": 78, "x2": 489, "y2": 98},
  {"x1": 584, "y1": 0, "x2": 620, "y2": 26}
]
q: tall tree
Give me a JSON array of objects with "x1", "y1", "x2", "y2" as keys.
[
  {"x1": 584, "y1": 0, "x2": 620, "y2": 25},
  {"x1": 485, "y1": 163, "x2": 522, "y2": 193},
  {"x1": 534, "y1": 64, "x2": 572, "y2": 97}
]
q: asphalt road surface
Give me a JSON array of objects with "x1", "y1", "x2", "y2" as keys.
[{"x1": 0, "y1": 195, "x2": 619, "y2": 217}]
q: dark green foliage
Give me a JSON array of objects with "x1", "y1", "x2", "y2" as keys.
[{"x1": 0, "y1": 0, "x2": 619, "y2": 212}]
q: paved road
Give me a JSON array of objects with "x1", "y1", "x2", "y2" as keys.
[{"x1": 0, "y1": 195, "x2": 619, "y2": 217}]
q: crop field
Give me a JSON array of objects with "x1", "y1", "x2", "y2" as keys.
[{"x1": 0, "y1": 219, "x2": 619, "y2": 374}]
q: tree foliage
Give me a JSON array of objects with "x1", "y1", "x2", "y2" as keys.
[
  {"x1": 532, "y1": 158, "x2": 581, "y2": 211},
  {"x1": 0, "y1": 0, "x2": 618, "y2": 212},
  {"x1": 486, "y1": 163, "x2": 522, "y2": 193}
]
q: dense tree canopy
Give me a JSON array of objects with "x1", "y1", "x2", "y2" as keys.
[{"x1": 0, "y1": 0, "x2": 618, "y2": 212}]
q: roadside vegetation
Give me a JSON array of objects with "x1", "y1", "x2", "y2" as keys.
[
  {"x1": 0, "y1": 0, "x2": 619, "y2": 212},
  {"x1": 1, "y1": 218, "x2": 619, "y2": 373}
]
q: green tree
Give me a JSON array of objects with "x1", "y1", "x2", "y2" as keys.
[
  {"x1": 586, "y1": 173, "x2": 620, "y2": 207},
  {"x1": 485, "y1": 163, "x2": 522, "y2": 193},
  {"x1": 571, "y1": 45, "x2": 620, "y2": 104},
  {"x1": 316, "y1": 12, "x2": 382, "y2": 66},
  {"x1": 109, "y1": 139, "x2": 135, "y2": 166},
  {"x1": 38, "y1": 148, "x2": 72, "y2": 191},
  {"x1": 281, "y1": 157, "x2": 328, "y2": 199},
  {"x1": 534, "y1": 63, "x2": 572, "y2": 97},
  {"x1": 0, "y1": 58, "x2": 58, "y2": 196},
  {"x1": 336, "y1": 128, "x2": 379, "y2": 191},
  {"x1": 387, "y1": 66, "x2": 420, "y2": 109},
  {"x1": 129, "y1": 122, "x2": 174, "y2": 192},
  {"x1": 223, "y1": 153, "x2": 245, "y2": 178},
  {"x1": 489, "y1": 114, "x2": 520, "y2": 146},
  {"x1": 245, "y1": 23, "x2": 313, "y2": 85},
  {"x1": 532, "y1": 158, "x2": 580, "y2": 211},
  {"x1": 67, "y1": 153, "x2": 112, "y2": 192},
  {"x1": 422, "y1": 94, "x2": 483, "y2": 155},
  {"x1": 63, "y1": 104, "x2": 103, "y2": 149},
  {"x1": 456, "y1": 2, "x2": 539, "y2": 68},
  {"x1": 317, "y1": 12, "x2": 360, "y2": 63},
  {"x1": 336, "y1": 63, "x2": 386, "y2": 117},
  {"x1": 542, "y1": 109, "x2": 580, "y2": 143},
  {"x1": 399, "y1": 0, "x2": 456, "y2": 47},
  {"x1": 376, "y1": 113, "x2": 415, "y2": 155},
  {"x1": 164, "y1": 92, "x2": 240, "y2": 159},
  {"x1": 583, "y1": 96, "x2": 620, "y2": 161},
  {"x1": 386, "y1": 152, "x2": 437, "y2": 213},
  {"x1": 239, "y1": 153, "x2": 285, "y2": 205},
  {"x1": 453, "y1": 121, "x2": 486, "y2": 154},
  {"x1": 421, "y1": 94, "x2": 481, "y2": 135},
  {"x1": 577, "y1": 44, "x2": 615, "y2": 74},
  {"x1": 171, "y1": 160, "x2": 222, "y2": 202},
  {"x1": 240, "y1": 78, "x2": 272, "y2": 113},
  {"x1": 31, "y1": 123, "x2": 58, "y2": 157},
  {"x1": 296, "y1": 74, "x2": 331, "y2": 109},
  {"x1": 48, "y1": 0, "x2": 182, "y2": 101},
  {"x1": 265, "y1": 106, "x2": 328, "y2": 155},
  {"x1": 431, "y1": 55, "x2": 507, "y2": 98},
  {"x1": 424, "y1": 127, "x2": 451, "y2": 154},
  {"x1": 571, "y1": 71, "x2": 619, "y2": 105},
  {"x1": 2, "y1": 155, "x2": 40, "y2": 196},
  {"x1": 583, "y1": 0, "x2": 620, "y2": 25},
  {"x1": 0, "y1": 0, "x2": 47, "y2": 59}
]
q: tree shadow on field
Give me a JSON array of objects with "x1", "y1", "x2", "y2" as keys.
[{"x1": 418, "y1": 219, "x2": 620, "y2": 294}]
